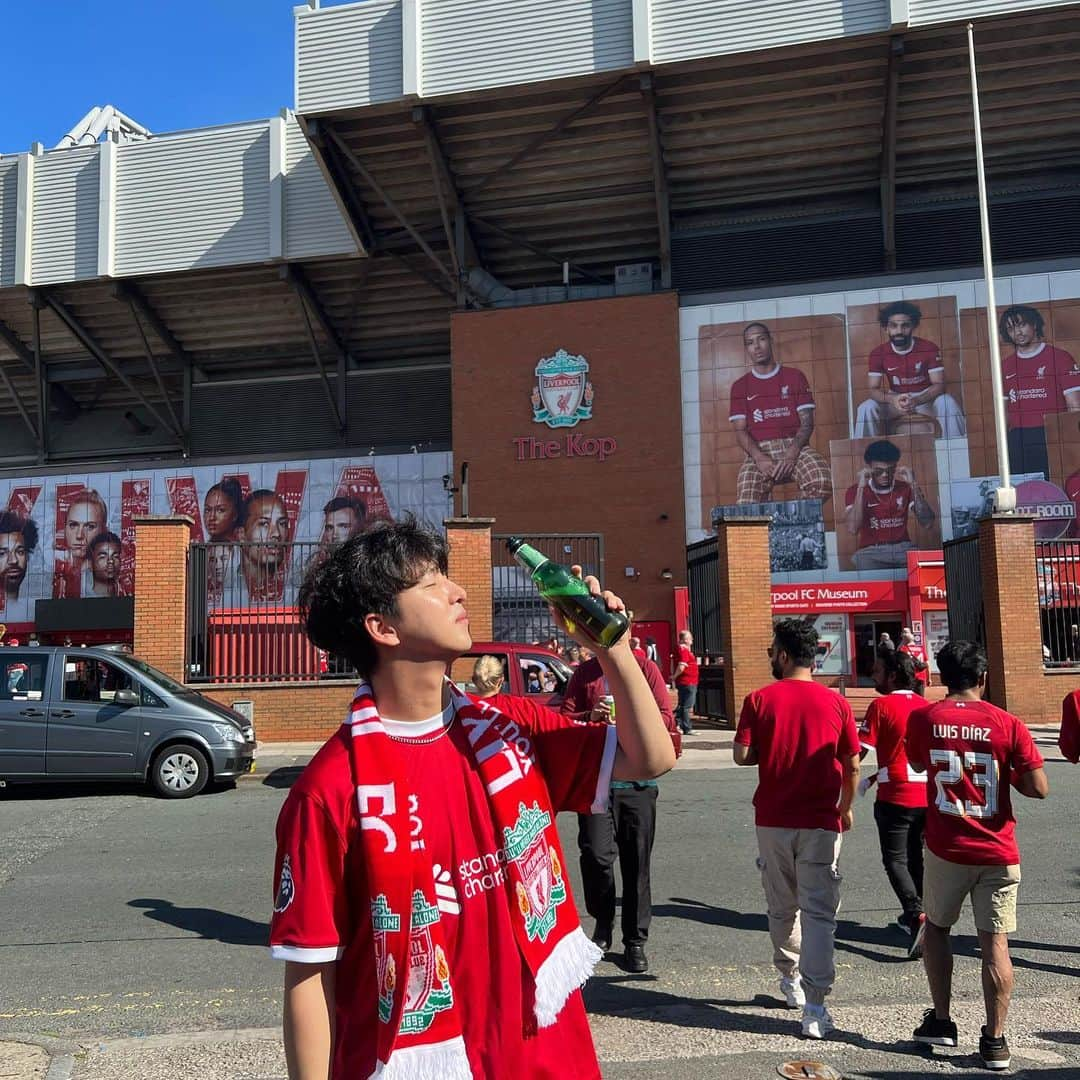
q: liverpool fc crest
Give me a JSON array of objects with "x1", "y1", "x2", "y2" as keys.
[
  {"x1": 504, "y1": 802, "x2": 567, "y2": 943},
  {"x1": 531, "y1": 349, "x2": 594, "y2": 428}
]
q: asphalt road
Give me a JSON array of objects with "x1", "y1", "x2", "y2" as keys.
[{"x1": 1, "y1": 745, "x2": 1078, "y2": 1078}]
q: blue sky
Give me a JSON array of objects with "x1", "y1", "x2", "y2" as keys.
[{"x1": 2, "y1": 1, "x2": 297, "y2": 154}]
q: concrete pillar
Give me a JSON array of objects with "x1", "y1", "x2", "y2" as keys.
[
  {"x1": 717, "y1": 517, "x2": 773, "y2": 724},
  {"x1": 133, "y1": 516, "x2": 192, "y2": 681},
  {"x1": 978, "y1": 514, "x2": 1045, "y2": 724},
  {"x1": 445, "y1": 517, "x2": 494, "y2": 641}
]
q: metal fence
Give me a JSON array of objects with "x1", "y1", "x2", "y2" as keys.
[
  {"x1": 187, "y1": 541, "x2": 355, "y2": 684},
  {"x1": 943, "y1": 534, "x2": 984, "y2": 647},
  {"x1": 685, "y1": 537, "x2": 726, "y2": 721},
  {"x1": 491, "y1": 533, "x2": 602, "y2": 646},
  {"x1": 1036, "y1": 539, "x2": 1080, "y2": 668}
]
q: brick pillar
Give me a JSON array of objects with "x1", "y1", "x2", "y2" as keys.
[
  {"x1": 445, "y1": 517, "x2": 494, "y2": 641},
  {"x1": 717, "y1": 518, "x2": 773, "y2": 724},
  {"x1": 978, "y1": 514, "x2": 1045, "y2": 724},
  {"x1": 134, "y1": 516, "x2": 192, "y2": 682}
]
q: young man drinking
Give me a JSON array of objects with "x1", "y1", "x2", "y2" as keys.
[{"x1": 269, "y1": 517, "x2": 674, "y2": 1079}]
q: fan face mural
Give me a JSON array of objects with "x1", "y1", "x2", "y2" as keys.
[
  {"x1": 0, "y1": 452, "x2": 451, "y2": 630},
  {"x1": 682, "y1": 270, "x2": 1080, "y2": 579}
]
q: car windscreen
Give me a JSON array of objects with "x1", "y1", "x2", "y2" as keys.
[{"x1": 121, "y1": 656, "x2": 193, "y2": 697}]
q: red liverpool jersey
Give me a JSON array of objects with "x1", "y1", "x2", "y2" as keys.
[
  {"x1": 729, "y1": 365, "x2": 815, "y2": 442},
  {"x1": 859, "y1": 690, "x2": 928, "y2": 808},
  {"x1": 1002, "y1": 344, "x2": 1080, "y2": 429},
  {"x1": 844, "y1": 480, "x2": 914, "y2": 548},
  {"x1": 869, "y1": 338, "x2": 943, "y2": 394}
]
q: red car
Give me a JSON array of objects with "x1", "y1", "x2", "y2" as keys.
[{"x1": 450, "y1": 643, "x2": 572, "y2": 708}]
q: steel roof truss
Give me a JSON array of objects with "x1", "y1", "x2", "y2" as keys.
[
  {"x1": 113, "y1": 282, "x2": 206, "y2": 381},
  {"x1": 35, "y1": 291, "x2": 184, "y2": 447},
  {"x1": 469, "y1": 215, "x2": 606, "y2": 284},
  {"x1": 0, "y1": 352, "x2": 38, "y2": 444},
  {"x1": 880, "y1": 36, "x2": 904, "y2": 272},
  {"x1": 640, "y1": 72, "x2": 672, "y2": 290},
  {"x1": 123, "y1": 294, "x2": 186, "y2": 450}
]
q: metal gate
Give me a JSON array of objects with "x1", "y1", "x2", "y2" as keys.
[
  {"x1": 686, "y1": 537, "x2": 726, "y2": 721},
  {"x1": 943, "y1": 534, "x2": 984, "y2": 646},
  {"x1": 491, "y1": 533, "x2": 603, "y2": 644}
]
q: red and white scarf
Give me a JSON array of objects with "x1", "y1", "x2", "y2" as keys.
[{"x1": 348, "y1": 681, "x2": 600, "y2": 1079}]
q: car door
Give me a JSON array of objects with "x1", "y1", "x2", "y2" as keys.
[
  {"x1": 47, "y1": 654, "x2": 143, "y2": 777},
  {"x1": 0, "y1": 649, "x2": 51, "y2": 776},
  {"x1": 518, "y1": 652, "x2": 569, "y2": 707}
]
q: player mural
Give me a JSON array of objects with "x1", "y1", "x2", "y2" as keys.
[
  {"x1": 682, "y1": 269, "x2": 1080, "y2": 584},
  {"x1": 0, "y1": 452, "x2": 451, "y2": 631}
]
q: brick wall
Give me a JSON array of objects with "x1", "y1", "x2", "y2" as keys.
[
  {"x1": 451, "y1": 293, "x2": 685, "y2": 629},
  {"x1": 133, "y1": 516, "x2": 192, "y2": 682},
  {"x1": 978, "y1": 514, "x2": 1047, "y2": 725},
  {"x1": 202, "y1": 682, "x2": 358, "y2": 742},
  {"x1": 716, "y1": 518, "x2": 774, "y2": 723},
  {"x1": 446, "y1": 518, "x2": 494, "y2": 640}
]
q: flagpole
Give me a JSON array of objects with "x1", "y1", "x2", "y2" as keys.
[{"x1": 967, "y1": 21, "x2": 1015, "y2": 512}]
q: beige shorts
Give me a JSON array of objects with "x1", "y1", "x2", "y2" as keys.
[{"x1": 923, "y1": 848, "x2": 1021, "y2": 934}]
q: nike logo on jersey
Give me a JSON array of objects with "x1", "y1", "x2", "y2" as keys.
[{"x1": 746, "y1": 394, "x2": 760, "y2": 401}]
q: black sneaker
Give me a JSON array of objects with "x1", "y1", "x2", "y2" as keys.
[
  {"x1": 624, "y1": 943, "x2": 648, "y2": 973},
  {"x1": 979, "y1": 1028, "x2": 1010, "y2": 1070},
  {"x1": 591, "y1": 923, "x2": 612, "y2": 953},
  {"x1": 913, "y1": 1008, "x2": 958, "y2": 1047}
]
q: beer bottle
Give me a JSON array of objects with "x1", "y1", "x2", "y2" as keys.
[{"x1": 507, "y1": 537, "x2": 629, "y2": 649}]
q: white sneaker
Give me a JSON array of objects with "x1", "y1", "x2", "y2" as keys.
[
  {"x1": 779, "y1": 975, "x2": 805, "y2": 1008},
  {"x1": 801, "y1": 1004, "x2": 835, "y2": 1039}
]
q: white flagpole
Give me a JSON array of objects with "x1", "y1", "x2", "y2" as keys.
[{"x1": 967, "y1": 22, "x2": 1015, "y2": 512}]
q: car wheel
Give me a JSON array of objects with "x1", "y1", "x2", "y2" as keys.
[{"x1": 151, "y1": 744, "x2": 210, "y2": 799}]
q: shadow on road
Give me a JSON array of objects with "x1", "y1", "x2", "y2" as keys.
[
  {"x1": 128, "y1": 897, "x2": 268, "y2": 945},
  {"x1": 261, "y1": 766, "x2": 306, "y2": 789},
  {"x1": 0, "y1": 780, "x2": 153, "y2": 800}
]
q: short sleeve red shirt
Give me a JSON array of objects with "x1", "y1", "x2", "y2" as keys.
[
  {"x1": 868, "y1": 338, "x2": 943, "y2": 393},
  {"x1": 735, "y1": 679, "x2": 861, "y2": 831},
  {"x1": 858, "y1": 690, "x2": 928, "y2": 808},
  {"x1": 674, "y1": 645, "x2": 698, "y2": 687},
  {"x1": 906, "y1": 699, "x2": 1044, "y2": 865},
  {"x1": 1002, "y1": 344, "x2": 1080, "y2": 429},
  {"x1": 898, "y1": 643, "x2": 929, "y2": 684},
  {"x1": 844, "y1": 480, "x2": 914, "y2": 548},
  {"x1": 1060, "y1": 689, "x2": 1080, "y2": 765},
  {"x1": 729, "y1": 365, "x2": 814, "y2": 442},
  {"x1": 269, "y1": 695, "x2": 612, "y2": 1079}
]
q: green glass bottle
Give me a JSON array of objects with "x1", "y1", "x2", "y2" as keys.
[{"x1": 507, "y1": 537, "x2": 629, "y2": 649}]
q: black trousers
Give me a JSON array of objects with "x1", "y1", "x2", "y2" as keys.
[
  {"x1": 577, "y1": 784, "x2": 658, "y2": 946},
  {"x1": 873, "y1": 799, "x2": 926, "y2": 922},
  {"x1": 1007, "y1": 425, "x2": 1049, "y2": 480}
]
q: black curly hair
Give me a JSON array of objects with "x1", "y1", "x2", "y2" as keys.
[
  {"x1": 299, "y1": 515, "x2": 448, "y2": 677},
  {"x1": 0, "y1": 511, "x2": 38, "y2": 553},
  {"x1": 876, "y1": 646, "x2": 916, "y2": 691},
  {"x1": 878, "y1": 301, "x2": 922, "y2": 328},
  {"x1": 772, "y1": 617, "x2": 819, "y2": 667}
]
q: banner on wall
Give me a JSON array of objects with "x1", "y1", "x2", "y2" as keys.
[
  {"x1": 0, "y1": 453, "x2": 451, "y2": 628},
  {"x1": 683, "y1": 271, "x2": 1080, "y2": 589}
]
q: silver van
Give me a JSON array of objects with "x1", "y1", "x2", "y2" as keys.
[{"x1": 0, "y1": 644, "x2": 256, "y2": 798}]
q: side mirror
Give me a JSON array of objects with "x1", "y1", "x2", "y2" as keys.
[{"x1": 113, "y1": 688, "x2": 139, "y2": 707}]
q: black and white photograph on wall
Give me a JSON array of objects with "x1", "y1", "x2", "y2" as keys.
[
  {"x1": 949, "y1": 473, "x2": 1045, "y2": 539},
  {"x1": 713, "y1": 498, "x2": 826, "y2": 572}
]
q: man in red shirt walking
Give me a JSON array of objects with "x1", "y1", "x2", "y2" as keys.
[
  {"x1": 561, "y1": 650, "x2": 678, "y2": 974},
  {"x1": 906, "y1": 641, "x2": 1048, "y2": 1071},
  {"x1": 673, "y1": 629, "x2": 699, "y2": 735},
  {"x1": 268, "y1": 519, "x2": 675, "y2": 1079},
  {"x1": 858, "y1": 649, "x2": 928, "y2": 956},
  {"x1": 844, "y1": 439, "x2": 936, "y2": 571},
  {"x1": 733, "y1": 618, "x2": 861, "y2": 1039}
]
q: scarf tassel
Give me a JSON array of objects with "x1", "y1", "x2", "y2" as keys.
[
  {"x1": 533, "y1": 927, "x2": 603, "y2": 1028},
  {"x1": 368, "y1": 1035, "x2": 473, "y2": 1080}
]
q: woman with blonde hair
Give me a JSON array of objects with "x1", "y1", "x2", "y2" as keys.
[{"x1": 472, "y1": 654, "x2": 505, "y2": 697}]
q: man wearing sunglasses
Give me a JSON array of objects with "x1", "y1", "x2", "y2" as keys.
[{"x1": 844, "y1": 440, "x2": 935, "y2": 571}]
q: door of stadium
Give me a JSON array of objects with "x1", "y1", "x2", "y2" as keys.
[{"x1": 854, "y1": 615, "x2": 904, "y2": 686}]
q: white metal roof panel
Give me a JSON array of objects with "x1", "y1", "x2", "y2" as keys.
[
  {"x1": 296, "y1": 0, "x2": 403, "y2": 113},
  {"x1": 651, "y1": 0, "x2": 891, "y2": 64},
  {"x1": 114, "y1": 125, "x2": 271, "y2": 277},
  {"x1": 0, "y1": 158, "x2": 17, "y2": 288},
  {"x1": 421, "y1": 0, "x2": 633, "y2": 96},
  {"x1": 31, "y1": 146, "x2": 100, "y2": 285},
  {"x1": 285, "y1": 119, "x2": 357, "y2": 260},
  {"x1": 909, "y1": 0, "x2": 1078, "y2": 25}
]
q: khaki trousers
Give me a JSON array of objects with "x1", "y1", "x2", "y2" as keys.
[{"x1": 755, "y1": 826, "x2": 843, "y2": 1006}]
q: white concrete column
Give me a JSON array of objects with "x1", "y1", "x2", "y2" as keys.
[
  {"x1": 889, "y1": 0, "x2": 910, "y2": 28},
  {"x1": 97, "y1": 139, "x2": 117, "y2": 278},
  {"x1": 269, "y1": 112, "x2": 288, "y2": 259},
  {"x1": 13, "y1": 146, "x2": 40, "y2": 286},
  {"x1": 403, "y1": 0, "x2": 423, "y2": 98},
  {"x1": 632, "y1": 0, "x2": 652, "y2": 65}
]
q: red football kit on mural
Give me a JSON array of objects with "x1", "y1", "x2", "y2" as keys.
[
  {"x1": 906, "y1": 699, "x2": 1043, "y2": 865},
  {"x1": 844, "y1": 481, "x2": 914, "y2": 548},
  {"x1": 729, "y1": 365, "x2": 815, "y2": 442},
  {"x1": 859, "y1": 689, "x2": 928, "y2": 808},
  {"x1": 869, "y1": 338, "x2": 943, "y2": 394},
  {"x1": 1002, "y1": 343, "x2": 1080, "y2": 429},
  {"x1": 735, "y1": 679, "x2": 860, "y2": 831},
  {"x1": 269, "y1": 696, "x2": 613, "y2": 1079}
]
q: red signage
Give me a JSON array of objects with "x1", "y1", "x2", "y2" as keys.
[
  {"x1": 916, "y1": 562, "x2": 946, "y2": 605},
  {"x1": 771, "y1": 581, "x2": 908, "y2": 613},
  {"x1": 513, "y1": 434, "x2": 617, "y2": 462}
]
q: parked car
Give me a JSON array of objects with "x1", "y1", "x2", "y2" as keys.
[
  {"x1": 450, "y1": 642, "x2": 573, "y2": 707},
  {"x1": 0, "y1": 644, "x2": 256, "y2": 798}
]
